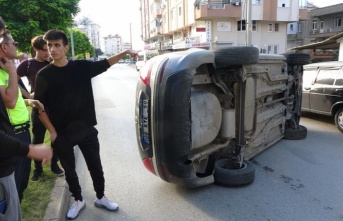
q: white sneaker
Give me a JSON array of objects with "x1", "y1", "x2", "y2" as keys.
[
  {"x1": 66, "y1": 200, "x2": 86, "y2": 220},
  {"x1": 94, "y1": 196, "x2": 118, "y2": 211}
]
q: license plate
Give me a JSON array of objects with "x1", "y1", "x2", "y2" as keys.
[{"x1": 141, "y1": 99, "x2": 150, "y2": 145}]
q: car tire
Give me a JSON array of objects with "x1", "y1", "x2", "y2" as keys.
[
  {"x1": 214, "y1": 159, "x2": 255, "y2": 187},
  {"x1": 283, "y1": 53, "x2": 310, "y2": 65},
  {"x1": 214, "y1": 46, "x2": 259, "y2": 67},
  {"x1": 334, "y1": 108, "x2": 343, "y2": 133},
  {"x1": 284, "y1": 125, "x2": 307, "y2": 140}
]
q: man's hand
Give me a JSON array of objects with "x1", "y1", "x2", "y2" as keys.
[
  {"x1": 0, "y1": 57, "x2": 16, "y2": 75},
  {"x1": 50, "y1": 131, "x2": 57, "y2": 143},
  {"x1": 27, "y1": 144, "x2": 53, "y2": 164},
  {"x1": 25, "y1": 99, "x2": 45, "y2": 113},
  {"x1": 125, "y1": 50, "x2": 138, "y2": 58}
]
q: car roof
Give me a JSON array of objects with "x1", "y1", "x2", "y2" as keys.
[{"x1": 304, "y1": 61, "x2": 343, "y2": 69}]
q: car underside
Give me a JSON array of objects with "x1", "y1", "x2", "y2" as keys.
[{"x1": 135, "y1": 47, "x2": 310, "y2": 188}]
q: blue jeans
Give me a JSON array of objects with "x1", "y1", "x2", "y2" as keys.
[{"x1": 14, "y1": 130, "x2": 31, "y2": 203}]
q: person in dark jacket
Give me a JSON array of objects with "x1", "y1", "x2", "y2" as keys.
[{"x1": 0, "y1": 85, "x2": 52, "y2": 221}]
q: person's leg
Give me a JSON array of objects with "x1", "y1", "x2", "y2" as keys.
[
  {"x1": 31, "y1": 110, "x2": 45, "y2": 180},
  {"x1": 52, "y1": 135, "x2": 82, "y2": 201},
  {"x1": 14, "y1": 130, "x2": 31, "y2": 203},
  {"x1": 78, "y1": 127, "x2": 118, "y2": 211},
  {"x1": 78, "y1": 127, "x2": 104, "y2": 199},
  {"x1": 53, "y1": 135, "x2": 86, "y2": 219},
  {"x1": 31, "y1": 110, "x2": 64, "y2": 178},
  {"x1": 0, "y1": 173, "x2": 21, "y2": 221}
]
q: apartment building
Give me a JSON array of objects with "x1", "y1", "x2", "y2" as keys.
[
  {"x1": 290, "y1": 3, "x2": 343, "y2": 61},
  {"x1": 104, "y1": 35, "x2": 121, "y2": 56},
  {"x1": 77, "y1": 18, "x2": 101, "y2": 51},
  {"x1": 140, "y1": 0, "x2": 305, "y2": 54}
]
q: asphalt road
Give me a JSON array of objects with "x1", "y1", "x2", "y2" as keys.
[{"x1": 67, "y1": 63, "x2": 343, "y2": 221}]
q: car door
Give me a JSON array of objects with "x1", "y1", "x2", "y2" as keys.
[
  {"x1": 309, "y1": 68, "x2": 338, "y2": 114},
  {"x1": 302, "y1": 68, "x2": 317, "y2": 110},
  {"x1": 331, "y1": 69, "x2": 343, "y2": 106}
]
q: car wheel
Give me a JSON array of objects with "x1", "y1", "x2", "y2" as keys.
[
  {"x1": 284, "y1": 125, "x2": 307, "y2": 140},
  {"x1": 334, "y1": 108, "x2": 343, "y2": 133},
  {"x1": 214, "y1": 159, "x2": 255, "y2": 187},
  {"x1": 214, "y1": 46, "x2": 259, "y2": 67},
  {"x1": 283, "y1": 53, "x2": 310, "y2": 66}
]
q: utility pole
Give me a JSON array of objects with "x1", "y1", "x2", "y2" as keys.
[
  {"x1": 70, "y1": 27, "x2": 75, "y2": 59},
  {"x1": 130, "y1": 23, "x2": 132, "y2": 50},
  {"x1": 246, "y1": 0, "x2": 252, "y2": 46}
]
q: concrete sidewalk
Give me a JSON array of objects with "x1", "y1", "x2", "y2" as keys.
[{"x1": 43, "y1": 176, "x2": 69, "y2": 221}]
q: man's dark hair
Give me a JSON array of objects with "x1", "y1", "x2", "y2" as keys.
[
  {"x1": 43, "y1": 29, "x2": 68, "y2": 46},
  {"x1": 31, "y1": 35, "x2": 46, "y2": 50}
]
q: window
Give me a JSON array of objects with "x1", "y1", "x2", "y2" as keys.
[
  {"x1": 315, "y1": 69, "x2": 338, "y2": 85},
  {"x1": 268, "y1": 23, "x2": 273, "y2": 32},
  {"x1": 273, "y1": 45, "x2": 279, "y2": 54},
  {"x1": 171, "y1": 9, "x2": 174, "y2": 21},
  {"x1": 290, "y1": 24, "x2": 293, "y2": 31},
  {"x1": 237, "y1": 20, "x2": 246, "y2": 31},
  {"x1": 275, "y1": 23, "x2": 279, "y2": 32},
  {"x1": 312, "y1": 20, "x2": 317, "y2": 30},
  {"x1": 178, "y1": 6, "x2": 182, "y2": 16},
  {"x1": 335, "y1": 17, "x2": 342, "y2": 27},
  {"x1": 320, "y1": 21, "x2": 324, "y2": 29},
  {"x1": 252, "y1": 20, "x2": 257, "y2": 31},
  {"x1": 335, "y1": 71, "x2": 343, "y2": 86}
]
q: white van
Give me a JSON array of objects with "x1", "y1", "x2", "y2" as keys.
[{"x1": 135, "y1": 50, "x2": 159, "y2": 71}]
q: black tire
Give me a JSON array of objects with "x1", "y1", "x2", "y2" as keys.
[
  {"x1": 214, "y1": 159, "x2": 255, "y2": 187},
  {"x1": 334, "y1": 108, "x2": 343, "y2": 133},
  {"x1": 284, "y1": 125, "x2": 307, "y2": 140},
  {"x1": 283, "y1": 53, "x2": 310, "y2": 65},
  {"x1": 214, "y1": 46, "x2": 259, "y2": 67}
]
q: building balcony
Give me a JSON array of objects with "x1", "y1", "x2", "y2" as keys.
[
  {"x1": 309, "y1": 29, "x2": 338, "y2": 38},
  {"x1": 150, "y1": 27, "x2": 163, "y2": 38},
  {"x1": 194, "y1": 1, "x2": 241, "y2": 20}
]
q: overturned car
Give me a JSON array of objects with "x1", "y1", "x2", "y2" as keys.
[{"x1": 135, "y1": 46, "x2": 310, "y2": 188}]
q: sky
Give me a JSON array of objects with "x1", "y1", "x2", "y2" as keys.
[
  {"x1": 76, "y1": 0, "x2": 144, "y2": 50},
  {"x1": 76, "y1": 0, "x2": 343, "y2": 50},
  {"x1": 309, "y1": 0, "x2": 343, "y2": 7}
]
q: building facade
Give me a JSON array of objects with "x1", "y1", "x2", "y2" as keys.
[
  {"x1": 77, "y1": 17, "x2": 101, "y2": 52},
  {"x1": 140, "y1": 0, "x2": 305, "y2": 54},
  {"x1": 104, "y1": 35, "x2": 122, "y2": 56},
  {"x1": 288, "y1": 3, "x2": 343, "y2": 61}
]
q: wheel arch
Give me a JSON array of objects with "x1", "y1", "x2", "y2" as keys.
[{"x1": 331, "y1": 102, "x2": 343, "y2": 116}]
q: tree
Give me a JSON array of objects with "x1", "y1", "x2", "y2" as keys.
[
  {"x1": 67, "y1": 28, "x2": 94, "y2": 59},
  {"x1": 0, "y1": 0, "x2": 80, "y2": 53}
]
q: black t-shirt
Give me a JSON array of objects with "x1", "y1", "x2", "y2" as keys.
[
  {"x1": 0, "y1": 96, "x2": 29, "y2": 178},
  {"x1": 17, "y1": 59, "x2": 50, "y2": 92},
  {"x1": 34, "y1": 59, "x2": 110, "y2": 134}
]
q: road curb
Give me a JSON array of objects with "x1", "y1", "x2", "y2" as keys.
[{"x1": 43, "y1": 176, "x2": 69, "y2": 221}]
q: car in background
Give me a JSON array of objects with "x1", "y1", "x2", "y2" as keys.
[
  {"x1": 119, "y1": 59, "x2": 124, "y2": 64},
  {"x1": 125, "y1": 59, "x2": 131, "y2": 64},
  {"x1": 135, "y1": 47, "x2": 310, "y2": 188},
  {"x1": 302, "y1": 61, "x2": 343, "y2": 133}
]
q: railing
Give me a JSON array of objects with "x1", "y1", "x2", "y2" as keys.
[{"x1": 194, "y1": 0, "x2": 242, "y2": 9}]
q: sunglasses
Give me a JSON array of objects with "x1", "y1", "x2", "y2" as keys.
[{"x1": 3, "y1": 42, "x2": 18, "y2": 47}]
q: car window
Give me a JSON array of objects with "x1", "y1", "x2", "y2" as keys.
[
  {"x1": 335, "y1": 70, "x2": 343, "y2": 86},
  {"x1": 303, "y1": 69, "x2": 317, "y2": 87},
  {"x1": 314, "y1": 69, "x2": 339, "y2": 85}
]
